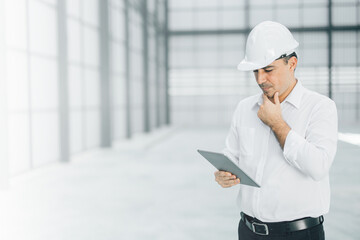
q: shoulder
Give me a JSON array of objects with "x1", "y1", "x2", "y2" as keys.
[
  {"x1": 235, "y1": 93, "x2": 262, "y2": 112},
  {"x1": 229, "y1": 93, "x2": 260, "y2": 127},
  {"x1": 301, "y1": 88, "x2": 337, "y2": 111}
]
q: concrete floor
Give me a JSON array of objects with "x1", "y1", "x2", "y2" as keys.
[{"x1": 0, "y1": 125, "x2": 359, "y2": 240}]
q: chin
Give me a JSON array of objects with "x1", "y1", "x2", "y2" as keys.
[{"x1": 265, "y1": 92, "x2": 274, "y2": 98}]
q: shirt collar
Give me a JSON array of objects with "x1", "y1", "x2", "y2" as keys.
[
  {"x1": 283, "y1": 79, "x2": 304, "y2": 109},
  {"x1": 254, "y1": 79, "x2": 304, "y2": 109}
]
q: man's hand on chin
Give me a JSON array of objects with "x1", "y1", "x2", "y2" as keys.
[{"x1": 257, "y1": 92, "x2": 290, "y2": 149}]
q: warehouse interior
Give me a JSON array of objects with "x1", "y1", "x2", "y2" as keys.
[{"x1": 0, "y1": 0, "x2": 359, "y2": 239}]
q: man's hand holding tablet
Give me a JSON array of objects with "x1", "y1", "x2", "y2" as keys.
[{"x1": 214, "y1": 171, "x2": 240, "y2": 188}]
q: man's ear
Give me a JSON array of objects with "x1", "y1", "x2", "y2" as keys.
[{"x1": 289, "y1": 56, "x2": 298, "y2": 72}]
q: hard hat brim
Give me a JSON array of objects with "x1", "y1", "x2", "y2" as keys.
[
  {"x1": 237, "y1": 48, "x2": 298, "y2": 71},
  {"x1": 237, "y1": 60, "x2": 267, "y2": 71}
]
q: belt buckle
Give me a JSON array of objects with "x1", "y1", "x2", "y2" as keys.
[{"x1": 252, "y1": 222, "x2": 269, "y2": 235}]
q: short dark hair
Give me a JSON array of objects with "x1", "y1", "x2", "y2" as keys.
[
  {"x1": 283, "y1": 52, "x2": 297, "y2": 64},
  {"x1": 277, "y1": 52, "x2": 297, "y2": 64}
]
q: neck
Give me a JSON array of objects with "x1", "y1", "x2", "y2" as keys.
[{"x1": 270, "y1": 78, "x2": 297, "y2": 104}]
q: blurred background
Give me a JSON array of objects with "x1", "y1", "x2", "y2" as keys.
[{"x1": 0, "y1": 0, "x2": 359, "y2": 239}]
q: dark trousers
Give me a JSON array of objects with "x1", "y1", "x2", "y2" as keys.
[{"x1": 238, "y1": 218, "x2": 325, "y2": 240}]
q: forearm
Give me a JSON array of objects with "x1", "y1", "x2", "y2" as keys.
[{"x1": 270, "y1": 119, "x2": 291, "y2": 149}]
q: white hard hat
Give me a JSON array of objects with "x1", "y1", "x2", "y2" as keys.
[{"x1": 237, "y1": 21, "x2": 299, "y2": 71}]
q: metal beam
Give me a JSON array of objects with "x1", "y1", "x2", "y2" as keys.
[
  {"x1": 170, "y1": 28, "x2": 250, "y2": 36},
  {"x1": 169, "y1": 25, "x2": 360, "y2": 37},
  {"x1": 165, "y1": 0, "x2": 170, "y2": 125},
  {"x1": 57, "y1": 0, "x2": 70, "y2": 162},
  {"x1": 124, "y1": 0, "x2": 131, "y2": 139},
  {"x1": 99, "y1": 0, "x2": 112, "y2": 147},
  {"x1": 155, "y1": 0, "x2": 160, "y2": 128},
  {"x1": 244, "y1": 0, "x2": 250, "y2": 30},
  {"x1": 142, "y1": 0, "x2": 150, "y2": 132},
  {"x1": 244, "y1": 0, "x2": 251, "y2": 89},
  {"x1": 357, "y1": 1, "x2": 360, "y2": 121},
  {"x1": 328, "y1": 0, "x2": 333, "y2": 99}
]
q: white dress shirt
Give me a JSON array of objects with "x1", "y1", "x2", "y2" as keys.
[{"x1": 223, "y1": 80, "x2": 338, "y2": 222}]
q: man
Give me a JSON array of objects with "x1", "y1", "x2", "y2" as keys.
[{"x1": 214, "y1": 21, "x2": 338, "y2": 240}]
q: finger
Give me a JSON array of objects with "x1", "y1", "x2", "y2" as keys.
[
  {"x1": 220, "y1": 180, "x2": 233, "y2": 188},
  {"x1": 229, "y1": 178, "x2": 241, "y2": 185},
  {"x1": 215, "y1": 173, "x2": 232, "y2": 182},
  {"x1": 221, "y1": 179, "x2": 240, "y2": 188},
  {"x1": 223, "y1": 177, "x2": 240, "y2": 184},
  {"x1": 218, "y1": 171, "x2": 232, "y2": 177},
  {"x1": 220, "y1": 175, "x2": 236, "y2": 181},
  {"x1": 222, "y1": 183, "x2": 232, "y2": 188},
  {"x1": 216, "y1": 174, "x2": 235, "y2": 182},
  {"x1": 227, "y1": 178, "x2": 240, "y2": 185},
  {"x1": 274, "y1": 92, "x2": 280, "y2": 105},
  {"x1": 222, "y1": 173, "x2": 237, "y2": 179},
  {"x1": 215, "y1": 171, "x2": 227, "y2": 177}
]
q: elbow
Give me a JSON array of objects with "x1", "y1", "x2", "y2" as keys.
[
  {"x1": 306, "y1": 152, "x2": 333, "y2": 182},
  {"x1": 308, "y1": 170, "x2": 328, "y2": 182}
]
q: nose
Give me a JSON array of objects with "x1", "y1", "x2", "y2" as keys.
[{"x1": 256, "y1": 70, "x2": 267, "y2": 85}]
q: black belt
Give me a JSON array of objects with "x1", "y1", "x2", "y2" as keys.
[{"x1": 240, "y1": 212, "x2": 324, "y2": 236}]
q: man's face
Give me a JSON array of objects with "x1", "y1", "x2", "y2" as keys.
[{"x1": 253, "y1": 57, "x2": 296, "y2": 100}]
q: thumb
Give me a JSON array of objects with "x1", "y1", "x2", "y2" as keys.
[{"x1": 274, "y1": 92, "x2": 280, "y2": 105}]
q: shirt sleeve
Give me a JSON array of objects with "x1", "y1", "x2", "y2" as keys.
[
  {"x1": 223, "y1": 107, "x2": 240, "y2": 165},
  {"x1": 283, "y1": 99, "x2": 338, "y2": 181}
]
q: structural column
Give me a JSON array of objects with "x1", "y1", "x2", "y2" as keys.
[
  {"x1": 58, "y1": 0, "x2": 70, "y2": 162},
  {"x1": 356, "y1": 1, "x2": 360, "y2": 121},
  {"x1": 327, "y1": 0, "x2": 333, "y2": 99},
  {"x1": 155, "y1": 0, "x2": 160, "y2": 127},
  {"x1": 164, "y1": 0, "x2": 170, "y2": 125},
  {"x1": 244, "y1": 0, "x2": 251, "y2": 88},
  {"x1": 142, "y1": 0, "x2": 150, "y2": 132},
  {"x1": 124, "y1": 0, "x2": 131, "y2": 139},
  {"x1": 99, "y1": 0, "x2": 112, "y2": 146}
]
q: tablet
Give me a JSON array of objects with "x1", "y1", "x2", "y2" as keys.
[{"x1": 197, "y1": 149, "x2": 260, "y2": 188}]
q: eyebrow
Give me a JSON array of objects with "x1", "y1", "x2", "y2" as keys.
[{"x1": 263, "y1": 65, "x2": 275, "y2": 69}]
